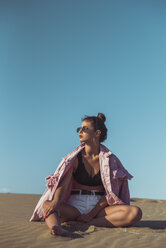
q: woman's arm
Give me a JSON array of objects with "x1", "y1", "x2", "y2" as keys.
[
  {"x1": 88, "y1": 195, "x2": 108, "y2": 217},
  {"x1": 43, "y1": 157, "x2": 78, "y2": 218},
  {"x1": 76, "y1": 194, "x2": 108, "y2": 222}
]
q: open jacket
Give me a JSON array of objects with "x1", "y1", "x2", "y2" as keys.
[{"x1": 30, "y1": 143, "x2": 133, "y2": 221}]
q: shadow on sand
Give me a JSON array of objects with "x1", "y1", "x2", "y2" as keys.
[{"x1": 133, "y1": 220, "x2": 166, "y2": 230}]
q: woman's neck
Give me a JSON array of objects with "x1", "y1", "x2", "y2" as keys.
[{"x1": 83, "y1": 143, "x2": 100, "y2": 158}]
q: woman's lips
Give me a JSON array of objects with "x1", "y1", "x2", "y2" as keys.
[{"x1": 79, "y1": 135, "x2": 83, "y2": 139}]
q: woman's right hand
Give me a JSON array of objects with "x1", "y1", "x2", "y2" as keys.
[{"x1": 43, "y1": 200, "x2": 59, "y2": 219}]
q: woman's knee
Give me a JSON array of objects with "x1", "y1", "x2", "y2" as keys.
[
  {"x1": 127, "y1": 206, "x2": 142, "y2": 226},
  {"x1": 132, "y1": 206, "x2": 142, "y2": 221}
]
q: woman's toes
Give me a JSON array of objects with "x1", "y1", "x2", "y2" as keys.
[{"x1": 51, "y1": 225, "x2": 69, "y2": 236}]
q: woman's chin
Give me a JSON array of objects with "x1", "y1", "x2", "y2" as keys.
[{"x1": 79, "y1": 139, "x2": 86, "y2": 143}]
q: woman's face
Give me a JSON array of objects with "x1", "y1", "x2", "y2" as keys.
[{"x1": 78, "y1": 121, "x2": 101, "y2": 143}]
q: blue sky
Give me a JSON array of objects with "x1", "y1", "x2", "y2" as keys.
[{"x1": 0, "y1": 0, "x2": 166, "y2": 200}]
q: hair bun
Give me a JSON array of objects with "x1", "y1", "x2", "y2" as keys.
[{"x1": 97, "y1": 113, "x2": 106, "y2": 123}]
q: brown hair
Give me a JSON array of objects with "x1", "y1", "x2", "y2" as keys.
[{"x1": 81, "y1": 113, "x2": 107, "y2": 142}]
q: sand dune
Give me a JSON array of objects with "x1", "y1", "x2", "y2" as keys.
[{"x1": 0, "y1": 193, "x2": 166, "y2": 248}]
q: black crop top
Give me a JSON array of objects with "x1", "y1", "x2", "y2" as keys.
[{"x1": 73, "y1": 152, "x2": 103, "y2": 186}]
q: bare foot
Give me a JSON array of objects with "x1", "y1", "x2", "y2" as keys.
[{"x1": 51, "y1": 225, "x2": 70, "y2": 236}]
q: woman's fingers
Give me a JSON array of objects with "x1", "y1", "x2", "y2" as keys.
[
  {"x1": 43, "y1": 200, "x2": 56, "y2": 219},
  {"x1": 44, "y1": 207, "x2": 49, "y2": 218},
  {"x1": 46, "y1": 209, "x2": 50, "y2": 217},
  {"x1": 44, "y1": 207, "x2": 53, "y2": 218}
]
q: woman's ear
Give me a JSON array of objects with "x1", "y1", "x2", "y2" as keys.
[{"x1": 95, "y1": 130, "x2": 101, "y2": 137}]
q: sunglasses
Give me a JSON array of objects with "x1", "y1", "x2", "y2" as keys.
[{"x1": 76, "y1": 126, "x2": 89, "y2": 133}]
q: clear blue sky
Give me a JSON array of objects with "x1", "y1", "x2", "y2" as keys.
[{"x1": 0, "y1": 0, "x2": 166, "y2": 200}]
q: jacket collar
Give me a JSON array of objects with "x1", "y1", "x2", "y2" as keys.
[
  {"x1": 63, "y1": 143, "x2": 112, "y2": 161},
  {"x1": 99, "y1": 144, "x2": 112, "y2": 157}
]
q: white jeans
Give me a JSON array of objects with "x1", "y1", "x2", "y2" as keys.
[{"x1": 66, "y1": 191, "x2": 102, "y2": 214}]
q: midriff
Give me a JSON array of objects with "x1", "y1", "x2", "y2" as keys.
[{"x1": 72, "y1": 178, "x2": 105, "y2": 191}]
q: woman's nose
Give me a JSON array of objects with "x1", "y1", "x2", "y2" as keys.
[{"x1": 79, "y1": 129, "x2": 83, "y2": 133}]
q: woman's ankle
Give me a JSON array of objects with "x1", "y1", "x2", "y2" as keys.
[{"x1": 45, "y1": 212, "x2": 60, "y2": 229}]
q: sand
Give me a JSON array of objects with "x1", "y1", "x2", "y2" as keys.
[{"x1": 0, "y1": 193, "x2": 166, "y2": 248}]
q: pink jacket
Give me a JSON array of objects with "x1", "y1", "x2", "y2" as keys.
[{"x1": 30, "y1": 143, "x2": 133, "y2": 221}]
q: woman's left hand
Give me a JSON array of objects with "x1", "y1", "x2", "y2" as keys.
[
  {"x1": 43, "y1": 200, "x2": 59, "y2": 219},
  {"x1": 76, "y1": 212, "x2": 94, "y2": 223}
]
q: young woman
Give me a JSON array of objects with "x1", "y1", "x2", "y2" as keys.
[{"x1": 30, "y1": 113, "x2": 142, "y2": 236}]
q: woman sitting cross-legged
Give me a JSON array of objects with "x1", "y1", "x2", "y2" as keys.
[{"x1": 30, "y1": 113, "x2": 142, "y2": 236}]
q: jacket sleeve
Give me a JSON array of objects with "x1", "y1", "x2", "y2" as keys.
[
  {"x1": 109, "y1": 154, "x2": 133, "y2": 205},
  {"x1": 118, "y1": 178, "x2": 131, "y2": 205}
]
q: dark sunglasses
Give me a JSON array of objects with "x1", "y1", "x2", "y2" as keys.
[{"x1": 76, "y1": 126, "x2": 89, "y2": 133}]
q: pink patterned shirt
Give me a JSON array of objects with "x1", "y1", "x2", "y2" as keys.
[{"x1": 30, "y1": 143, "x2": 133, "y2": 221}]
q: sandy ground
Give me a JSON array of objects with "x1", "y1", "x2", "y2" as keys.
[{"x1": 0, "y1": 193, "x2": 166, "y2": 248}]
